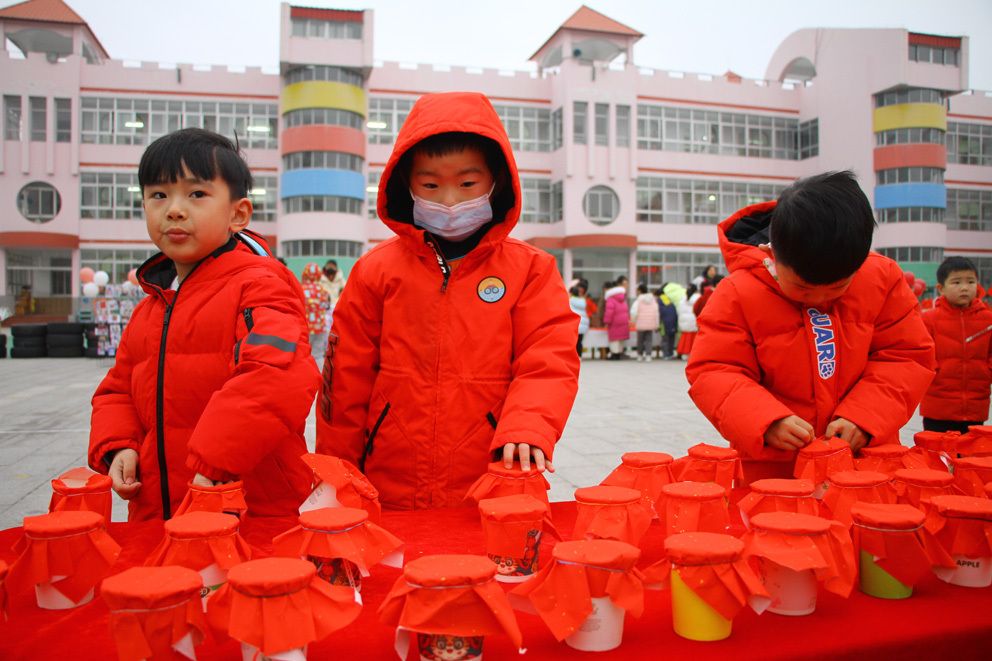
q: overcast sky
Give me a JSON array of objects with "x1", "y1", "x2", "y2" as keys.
[{"x1": 14, "y1": 0, "x2": 992, "y2": 90}]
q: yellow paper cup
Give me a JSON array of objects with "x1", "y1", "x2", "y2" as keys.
[
  {"x1": 671, "y1": 568, "x2": 732, "y2": 641},
  {"x1": 859, "y1": 550, "x2": 912, "y2": 599}
]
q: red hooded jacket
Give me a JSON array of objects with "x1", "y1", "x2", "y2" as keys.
[
  {"x1": 315, "y1": 92, "x2": 579, "y2": 510},
  {"x1": 920, "y1": 296, "x2": 992, "y2": 421},
  {"x1": 686, "y1": 201, "x2": 935, "y2": 477},
  {"x1": 88, "y1": 232, "x2": 320, "y2": 521}
]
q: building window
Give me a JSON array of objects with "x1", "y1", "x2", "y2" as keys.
[
  {"x1": 520, "y1": 178, "x2": 552, "y2": 223},
  {"x1": 615, "y1": 105, "x2": 630, "y2": 148},
  {"x1": 29, "y1": 96, "x2": 46, "y2": 142},
  {"x1": 573, "y1": 101, "x2": 588, "y2": 145},
  {"x1": 636, "y1": 104, "x2": 799, "y2": 159},
  {"x1": 964, "y1": 256, "x2": 992, "y2": 288},
  {"x1": 909, "y1": 44, "x2": 959, "y2": 66},
  {"x1": 5, "y1": 249, "x2": 73, "y2": 297},
  {"x1": 946, "y1": 122, "x2": 992, "y2": 166},
  {"x1": 874, "y1": 88, "x2": 944, "y2": 108},
  {"x1": 281, "y1": 239, "x2": 364, "y2": 258},
  {"x1": 367, "y1": 170, "x2": 380, "y2": 219},
  {"x1": 876, "y1": 167, "x2": 944, "y2": 185},
  {"x1": 55, "y1": 98, "x2": 71, "y2": 142},
  {"x1": 946, "y1": 189, "x2": 992, "y2": 232},
  {"x1": 583, "y1": 185, "x2": 619, "y2": 226},
  {"x1": 636, "y1": 177, "x2": 786, "y2": 224},
  {"x1": 493, "y1": 105, "x2": 551, "y2": 152},
  {"x1": 282, "y1": 196, "x2": 362, "y2": 215},
  {"x1": 80, "y1": 173, "x2": 142, "y2": 220},
  {"x1": 875, "y1": 127, "x2": 946, "y2": 146},
  {"x1": 284, "y1": 65, "x2": 363, "y2": 87},
  {"x1": 594, "y1": 103, "x2": 609, "y2": 146},
  {"x1": 551, "y1": 180, "x2": 563, "y2": 222},
  {"x1": 249, "y1": 175, "x2": 278, "y2": 222},
  {"x1": 636, "y1": 251, "x2": 724, "y2": 290},
  {"x1": 798, "y1": 118, "x2": 819, "y2": 159},
  {"x1": 284, "y1": 107, "x2": 364, "y2": 131},
  {"x1": 367, "y1": 97, "x2": 414, "y2": 144},
  {"x1": 876, "y1": 208, "x2": 946, "y2": 224},
  {"x1": 875, "y1": 246, "x2": 944, "y2": 262},
  {"x1": 3, "y1": 95, "x2": 20, "y2": 140},
  {"x1": 283, "y1": 151, "x2": 364, "y2": 172},
  {"x1": 80, "y1": 248, "x2": 158, "y2": 286},
  {"x1": 17, "y1": 182, "x2": 61, "y2": 223},
  {"x1": 290, "y1": 18, "x2": 362, "y2": 39},
  {"x1": 551, "y1": 107, "x2": 563, "y2": 150}
]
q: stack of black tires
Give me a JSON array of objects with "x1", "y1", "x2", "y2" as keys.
[{"x1": 8, "y1": 322, "x2": 90, "y2": 358}]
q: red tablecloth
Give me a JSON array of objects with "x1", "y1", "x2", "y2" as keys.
[{"x1": 1, "y1": 500, "x2": 990, "y2": 660}]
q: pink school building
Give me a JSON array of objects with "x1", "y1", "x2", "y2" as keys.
[{"x1": 2, "y1": 1, "x2": 991, "y2": 316}]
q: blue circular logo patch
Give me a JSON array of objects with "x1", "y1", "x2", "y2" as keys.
[{"x1": 477, "y1": 276, "x2": 506, "y2": 303}]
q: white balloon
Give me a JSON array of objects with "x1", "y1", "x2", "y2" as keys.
[
  {"x1": 82, "y1": 282, "x2": 100, "y2": 297},
  {"x1": 121, "y1": 281, "x2": 134, "y2": 293},
  {"x1": 93, "y1": 271, "x2": 110, "y2": 287}
]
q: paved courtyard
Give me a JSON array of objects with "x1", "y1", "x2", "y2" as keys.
[{"x1": 0, "y1": 356, "x2": 925, "y2": 529}]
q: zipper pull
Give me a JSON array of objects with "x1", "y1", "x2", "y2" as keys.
[{"x1": 424, "y1": 234, "x2": 451, "y2": 293}]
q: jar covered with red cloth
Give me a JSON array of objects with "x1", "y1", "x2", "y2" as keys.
[
  {"x1": 822, "y1": 470, "x2": 896, "y2": 527},
  {"x1": 478, "y1": 494, "x2": 558, "y2": 582},
  {"x1": 658, "y1": 481, "x2": 729, "y2": 539},
  {"x1": 794, "y1": 437, "x2": 854, "y2": 498},
  {"x1": 951, "y1": 456, "x2": 992, "y2": 498},
  {"x1": 676, "y1": 444, "x2": 743, "y2": 494},
  {"x1": 48, "y1": 467, "x2": 112, "y2": 523},
  {"x1": 464, "y1": 460, "x2": 551, "y2": 507},
  {"x1": 174, "y1": 480, "x2": 248, "y2": 518},
  {"x1": 300, "y1": 453, "x2": 382, "y2": 522},
  {"x1": 926, "y1": 495, "x2": 992, "y2": 588},
  {"x1": 855, "y1": 445, "x2": 928, "y2": 476},
  {"x1": 892, "y1": 469, "x2": 959, "y2": 509},
  {"x1": 573, "y1": 486, "x2": 652, "y2": 546},
  {"x1": 601, "y1": 452, "x2": 675, "y2": 517},
  {"x1": 737, "y1": 478, "x2": 818, "y2": 529}
]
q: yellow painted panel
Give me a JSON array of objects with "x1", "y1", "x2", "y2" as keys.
[
  {"x1": 873, "y1": 103, "x2": 947, "y2": 132},
  {"x1": 281, "y1": 81, "x2": 366, "y2": 116}
]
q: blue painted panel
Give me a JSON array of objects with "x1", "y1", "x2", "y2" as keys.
[
  {"x1": 874, "y1": 183, "x2": 946, "y2": 209},
  {"x1": 280, "y1": 169, "x2": 365, "y2": 200}
]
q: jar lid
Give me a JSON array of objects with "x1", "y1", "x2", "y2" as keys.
[
  {"x1": 621, "y1": 451, "x2": 674, "y2": 468},
  {"x1": 52, "y1": 473, "x2": 112, "y2": 494},
  {"x1": 164, "y1": 511, "x2": 240, "y2": 539},
  {"x1": 101, "y1": 566, "x2": 202, "y2": 610},
  {"x1": 749, "y1": 478, "x2": 815, "y2": 497},
  {"x1": 551, "y1": 539, "x2": 640, "y2": 570},
  {"x1": 301, "y1": 454, "x2": 379, "y2": 500},
  {"x1": 665, "y1": 532, "x2": 742, "y2": 565},
  {"x1": 299, "y1": 506, "x2": 368, "y2": 532},
  {"x1": 968, "y1": 425, "x2": 992, "y2": 437},
  {"x1": 574, "y1": 485, "x2": 641, "y2": 505},
  {"x1": 952, "y1": 456, "x2": 992, "y2": 471},
  {"x1": 686, "y1": 443, "x2": 738, "y2": 461},
  {"x1": 893, "y1": 468, "x2": 954, "y2": 488},
  {"x1": 227, "y1": 557, "x2": 315, "y2": 597},
  {"x1": 403, "y1": 555, "x2": 495, "y2": 587},
  {"x1": 913, "y1": 430, "x2": 958, "y2": 451},
  {"x1": 660, "y1": 480, "x2": 726, "y2": 501},
  {"x1": 23, "y1": 510, "x2": 103, "y2": 537},
  {"x1": 859, "y1": 445, "x2": 910, "y2": 458},
  {"x1": 478, "y1": 494, "x2": 548, "y2": 521},
  {"x1": 486, "y1": 461, "x2": 544, "y2": 479},
  {"x1": 828, "y1": 470, "x2": 890, "y2": 488},
  {"x1": 850, "y1": 503, "x2": 925, "y2": 529},
  {"x1": 798, "y1": 437, "x2": 850, "y2": 458},
  {"x1": 930, "y1": 495, "x2": 992, "y2": 521},
  {"x1": 749, "y1": 511, "x2": 831, "y2": 535}
]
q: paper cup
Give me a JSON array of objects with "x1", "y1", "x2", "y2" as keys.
[
  {"x1": 35, "y1": 576, "x2": 94, "y2": 609},
  {"x1": 934, "y1": 554, "x2": 992, "y2": 588},
  {"x1": 670, "y1": 568, "x2": 732, "y2": 642},
  {"x1": 564, "y1": 596, "x2": 625, "y2": 652},
  {"x1": 242, "y1": 641, "x2": 307, "y2": 661},
  {"x1": 417, "y1": 633, "x2": 483, "y2": 661},
  {"x1": 858, "y1": 550, "x2": 912, "y2": 599},
  {"x1": 310, "y1": 556, "x2": 362, "y2": 591},
  {"x1": 759, "y1": 558, "x2": 818, "y2": 616}
]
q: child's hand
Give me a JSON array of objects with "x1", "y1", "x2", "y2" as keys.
[
  {"x1": 825, "y1": 417, "x2": 870, "y2": 452},
  {"x1": 502, "y1": 443, "x2": 555, "y2": 473},
  {"x1": 763, "y1": 415, "x2": 814, "y2": 451},
  {"x1": 108, "y1": 448, "x2": 142, "y2": 500}
]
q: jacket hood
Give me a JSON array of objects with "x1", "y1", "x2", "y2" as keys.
[
  {"x1": 605, "y1": 285, "x2": 626, "y2": 299},
  {"x1": 376, "y1": 92, "x2": 521, "y2": 251},
  {"x1": 717, "y1": 200, "x2": 778, "y2": 290},
  {"x1": 301, "y1": 262, "x2": 323, "y2": 283}
]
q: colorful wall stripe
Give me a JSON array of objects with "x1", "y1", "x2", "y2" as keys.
[
  {"x1": 281, "y1": 81, "x2": 366, "y2": 116},
  {"x1": 281, "y1": 125, "x2": 367, "y2": 158},
  {"x1": 873, "y1": 103, "x2": 947, "y2": 132},
  {"x1": 874, "y1": 183, "x2": 947, "y2": 209},
  {"x1": 280, "y1": 169, "x2": 366, "y2": 200}
]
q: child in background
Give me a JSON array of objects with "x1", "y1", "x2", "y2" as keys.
[
  {"x1": 656, "y1": 285, "x2": 678, "y2": 360},
  {"x1": 301, "y1": 262, "x2": 332, "y2": 363},
  {"x1": 686, "y1": 171, "x2": 935, "y2": 481},
  {"x1": 569, "y1": 282, "x2": 590, "y2": 357},
  {"x1": 631, "y1": 283, "x2": 660, "y2": 362},
  {"x1": 316, "y1": 92, "x2": 579, "y2": 510},
  {"x1": 920, "y1": 256, "x2": 992, "y2": 433},
  {"x1": 676, "y1": 284, "x2": 700, "y2": 359},
  {"x1": 603, "y1": 280, "x2": 630, "y2": 360},
  {"x1": 89, "y1": 128, "x2": 319, "y2": 520}
]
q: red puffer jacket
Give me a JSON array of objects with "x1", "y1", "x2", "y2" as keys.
[
  {"x1": 686, "y1": 201, "x2": 935, "y2": 476},
  {"x1": 315, "y1": 92, "x2": 580, "y2": 510},
  {"x1": 920, "y1": 296, "x2": 992, "y2": 421},
  {"x1": 88, "y1": 233, "x2": 320, "y2": 521}
]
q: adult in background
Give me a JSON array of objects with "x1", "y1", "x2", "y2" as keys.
[
  {"x1": 603, "y1": 279, "x2": 630, "y2": 360},
  {"x1": 693, "y1": 264, "x2": 719, "y2": 289}
]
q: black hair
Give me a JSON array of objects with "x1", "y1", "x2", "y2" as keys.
[
  {"x1": 386, "y1": 132, "x2": 514, "y2": 224},
  {"x1": 324, "y1": 260, "x2": 338, "y2": 269},
  {"x1": 770, "y1": 170, "x2": 875, "y2": 285},
  {"x1": 569, "y1": 285, "x2": 581, "y2": 296},
  {"x1": 616, "y1": 274, "x2": 629, "y2": 284},
  {"x1": 138, "y1": 128, "x2": 253, "y2": 199},
  {"x1": 637, "y1": 283, "x2": 648, "y2": 294},
  {"x1": 710, "y1": 274, "x2": 725, "y2": 288},
  {"x1": 936, "y1": 256, "x2": 978, "y2": 285},
  {"x1": 686, "y1": 284, "x2": 698, "y2": 298},
  {"x1": 604, "y1": 280, "x2": 615, "y2": 289},
  {"x1": 700, "y1": 265, "x2": 717, "y2": 278}
]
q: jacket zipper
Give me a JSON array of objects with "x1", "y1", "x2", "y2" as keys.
[
  {"x1": 423, "y1": 233, "x2": 451, "y2": 507},
  {"x1": 486, "y1": 412, "x2": 498, "y2": 430},
  {"x1": 359, "y1": 402, "x2": 390, "y2": 472},
  {"x1": 234, "y1": 307, "x2": 254, "y2": 365},
  {"x1": 424, "y1": 233, "x2": 451, "y2": 293}
]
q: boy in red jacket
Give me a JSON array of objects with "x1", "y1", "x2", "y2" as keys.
[
  {"x1": 920, "y1": 256, "x2": 992, "y2": 433},
  {"x1": 686, "y1": 171, "x2": 935, "y2": 481},
  {"x1": 88, "y1": 128, "x2": 319, "y2": 520},
  {"x1": 316, "y1": 92, "x2": 579, "y2": 510}
]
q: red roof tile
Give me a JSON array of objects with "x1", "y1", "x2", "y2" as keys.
[{"x1": 0, "y1": 0, "x2": 87, "y2": 25}]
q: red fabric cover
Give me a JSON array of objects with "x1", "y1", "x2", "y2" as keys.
[
  {"x1": 911, "y1": 430, "x2": 958, "y2": 471},
  {"x1": 146, "y1": 512, "x2": 251, "y2": 571},
  {"x1": 855, "y1": 444, "x2": 928, "y2": 476},
  {"x1": 174, "y1": 480, "x2": 248, "y2": 518},
  {"x1": 892, "y1": 468, "x2": 959, "y2": 509},
  {"x1": 850, "y1": 503, "x2": 955, "y2": 586},
  {"x1": 600, "y1": 452, "x2": 675, "y2": 513},
  {"x1": 925, "y1": 495, "x2": 992, "y2": 557},
  {"x1": 822, "y1": 471, "x2": 896, "y2": 527},
  {"x1": 301, "y1": 454, "x2": 382, "y2": 522},
  {"x1": 986, "y1": 482, "x2": 992, "y2": 498},
  {"x1": 686, "y1": 201, "x2": 935, "y2": 469},
  {"x1": 6, "y1": 511, "x2": 121, "y2": 602},
  {"x1": 655, "y1": 532, "x2": 769, "y2": 620},
  {"x1": 0, "y1": 559, "x2": 7, "y2": 622},
  {"x1": 676, "y1": 443, "x2": 743, "y2": 494},
  {"x1": 207, "y1": 557, "x2": 361, "y2": 654},
  {"x1": 951, "y1": 456, "x2": 992, "y2": 498},
  {"x1": 100, "y1": 566, "x2": 206, "y2": 661},
  {"x1": 738, "y1": 479, "x2": 818, "y2": 520},
  {"x1": 88, "y1": 233, "x2": 319, "y2": 520},
  {"x1": 378, "y1": 554, "x2": 523, "y2": 648},
  {"x1": 464, "y1": 461, "x2": 551, "y2": 507},
  {"x1": 793, "y1": 438, "x2": 855, "y2": 484},
  {"x1": 48, "y1": 470, "x2": 112, "y2": 523},
  {"x1": 478, "y1": 494, "x2": 558, "y2": 559},
  {"x1": 510, "y1": 539, "x2": 643, "y2": 641},
  {"x1": 316, "y1": 92, "x2": 580, "y2": 511},
  {"x1": 658, "y1": 481, "x2": 730, "y2": 538},
  {"x1": 573, "y1": 486, "x2": 652, "y2": 545},
  {"x1": 271, "y1": 507, "x2": 403, "y2": 575},
  {"x1": 920, "y1": 296, "x2": 992, "y2": 421},
  {"x1": 961, "y1": 425, "x2": 992, "y2": 456},
  {"x1": 741, "y1": 512, "x2": 856, "y2": 597}
]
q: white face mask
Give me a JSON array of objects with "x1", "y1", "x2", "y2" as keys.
[{"x1": 411, "y1": 185, "x2": 495, "y2": 241}]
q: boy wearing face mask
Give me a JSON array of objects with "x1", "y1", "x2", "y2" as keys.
[{"x1": 315, "y1": 92, "x2": 580, "y2": 510}]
